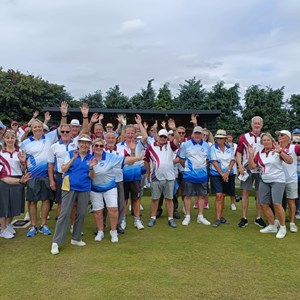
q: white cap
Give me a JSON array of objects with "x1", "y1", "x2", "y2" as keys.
[
  {"x1": 70, "y1": 119, "x2": 81, "y2": 126},
  {"x1": 168, "y1": 130, "x2": 174, "y2": 135},
  {"x1": 192, "y1": 126, "x2": 203, "y2": 134},
  {"x1": 214, "y1": 129, "x2": 227, "y2": 138},
  {"x1": 43, "y1": 124, "x2": 49, "y2": 132},
  {"x1": 158, "y1": 129, "x2": 168, "y2": 136},
  {"x1": 78, "y1": 135, "x2": 92, "y2": 142},
  {"x1": 275, "y1": 130, "x2": 291, "y2": 139}
]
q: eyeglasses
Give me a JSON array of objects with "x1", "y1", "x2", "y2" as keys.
[
  {"x1": 178, "y1": 132, "x2": 185, "y2": 135},
  {"x1": 159, "y1": 135, "x2": 167, "y2": 139},
  {"x1": 292, "y1": 142, "x2": 300, "y2": 144},
  {"x1": 61, "y1": 131, "x2": 70, "y2": 134},
  {"x1": 278, "y1": 134, "x2": 286, "y2": 137},
  {"x1": 203, "y1": 134, "x2": 209, "y2": 137},
  {"x1": 94, "y1": 144, "x2": 104, "y2": 148}
]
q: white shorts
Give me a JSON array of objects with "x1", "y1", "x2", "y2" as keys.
[
  {"x1": 90, "y1": 188, "x2": 118, "y2": 210},
  {"x1": 285, "y1": 181, "x2": 298, "y2": 199}
]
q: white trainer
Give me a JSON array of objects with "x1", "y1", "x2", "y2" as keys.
[
  {"x1": 0, "y1": 229, "x2": 15, "y2": 239},
  {"x1": 260, "y1": 225, "x2": 277, "y2": 233},
  {"x1": 51, "y1": 243, "x2": 59, "y2": 255},
  {"x1": 134, "y1": 219, "x2": 144, "y2": 230},
  {"x1": 182, "y1": 216, "x2": 190, "y2": 226},
  {"x1": 110, "y1": 230, "x2": 119, "y2": 243},
  {"x1": 231, "y1": 203, "x2": 237, "y2": 211},
  {"x1": 95, "y1": 231, "x2": 104, "y2": 241},
  {"x1": 276, "y1": 226, "x2": 287, "y2": 239},
  {"x1": 24, "y1": 212, "x2": 30, "y2": 221},
  {"x1": 71, "y1": 239, "x2": 86, "y2": 246},
  {"x1": 120, "y1": 219, "x2": 126, "y2": 230},
  {"x1": 290, "y1": 222, "x2": 298, "y2": 233},
  {"x1": 7, "y1": 224, "x2": 16, "y2": 235},
  {"x1": 197, "y1": 215, "x2": 211, "y2": 225}
]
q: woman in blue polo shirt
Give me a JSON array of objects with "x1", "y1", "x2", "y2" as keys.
[
  {"x1": 90, "y1": 138, "x2": 144, "y2": 243},
  {"x1": 210, "y1": 130, "x2": 236, "y2": 228},
  {"x1": 51, "y1": 134, "x2": 96, "y2": 255}
]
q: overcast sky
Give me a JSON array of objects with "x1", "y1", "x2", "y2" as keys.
[{"x1": 1, "y1": 0, "x2": 300, "y2": 100}]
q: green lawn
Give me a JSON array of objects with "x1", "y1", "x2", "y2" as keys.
[{"x1": 1, "y1": 195, "x2": 299, "y2": 300}]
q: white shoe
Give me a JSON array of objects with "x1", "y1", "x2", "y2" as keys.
[
  {"x1": 7, "y1": 224, "x2": 16, "y2": 235},
  {"x1": 197, "y1": 215, "x2": 211, "y2": 225},
  {"x1": 120, "y1": 219, "x2": 126, "y2": 230},
  {"x1": 274, "y1": 219, "x2": 280, "y2": 228},
  {"x1": 110, "y1": 230, "x2": 118, "y2": 243},
  {"x1": 71, "y1": 239, "x2": 86, "y2": 246},
  {"x1": 51, "y1": 243, "x2": 59, "y2": 255},
  {"x1": 231, "y1": 203, "x2": 237, "y2": 211},
  {"x1": 276, "y1": 226, "x2": 287, "y2": 239},
  {"x1": 182, "y1": 216, "x2": 190, "y2": 226},
  {"x1": 260, "y1": 225, "x2": 277, "y2": 233},
  {"x1": 140, "y1": 204, "x2": 144, "y2": 211},
  {"x1": 24, "y1": 212, "x2": 30, "y2": 221},
  {"x1": 95, "y1": 231, "x2": 104, "y2": 242},
  {"x1": 134, "y1": 219, "x2": 144, "y2": 230},
  {"x1": 0, "y1": 229, "x2": 15, "y2": 239},
  {"x1": 295, "y1": 213, "x2": 300, "y2": 220},
  {"x1": 290, "y1": 222, "x2": 298, "y2": 233}
]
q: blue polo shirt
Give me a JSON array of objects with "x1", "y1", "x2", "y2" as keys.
[
  {"x1": 63, "y1": 150, "x2": 93, "y2": 192},
  {"x1": 178, "y1": 138, "x2": 210, "y2": 183},
  {"x1": 210, "y1": 143, "x2": 235, "y2": 176},
  {"x1": 91, "y1": 151, "x2": 125, "y2": 193}
]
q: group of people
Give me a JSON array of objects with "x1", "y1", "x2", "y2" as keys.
[{"x1": 0, "y1": 105, "x2": 300, "y2": 255}]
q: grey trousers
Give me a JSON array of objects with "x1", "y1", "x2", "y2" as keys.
[
  {"x1": 117, "y1": 181, "x2": 125, "y2": 224},
  {"x1": 53, "y1": 190, "x2": 90, "y2": 245}
]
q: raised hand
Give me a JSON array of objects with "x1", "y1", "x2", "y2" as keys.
[
  {"x1": 80, "y1": 103, "x2": 89, "y2": 117},
  {"x1": 44, "y1": 111, "x2": 51, "y2": 123},
  {"x1": 168, "y1": 118, "x2": 176, "y2": 130},
  {"x1": 60, "y1": 101, "x2": 68, "y2": 115},
  {"x1": 91, "y1": 113, "x2": 100, "y2": 123},
  {"x1": 190, "y1": 114, "x2": 198, "y2": 125},
  {"x1": 135, "y1": 114, "x2": 142, "y2": 124},
  {"x1": 89, "y1": 157, "x2": 99, "y2": 168},
  {"x1": 17, "y1": 150, "x2": 26, "y2": 163}
]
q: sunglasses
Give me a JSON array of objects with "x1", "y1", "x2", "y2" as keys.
[
  {"x1": 278, "y1": 134, "x2": 286, "y2": 137},
  {"x1": 159, "y1": 135, "x2": 167, "y2": 139},
  {"x1": 203, "y1": 134, "x2": 209, "y2": 137},
  {"x1": 94, "y1": 144, "x2": 104, "y2": 148},
  {"x1": 61, "y1": 130, "x2": 70, "y2": 134},
  {"x1": 292, "y1": 142, "x2": 300, "y2": 144},
  {"x1": 178, "y1": 132, "x2": 185, "y2": 135}
]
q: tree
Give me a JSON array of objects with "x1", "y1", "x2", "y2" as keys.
[
  {"x1": 0, "y1": 68, "x2": 68, "y2": 124},
  {"x1": 130, "y1": 79, "x2": 156, "y2": 109},
  {"x1": 205, "y1": 81, "x2": 242, "y2": 137},
  {"x1": 153, "y1": 82, "x2": 174, "y2": 110},
  {"x1": 104, "y1": 85, "x2": 131, "y2": 109},
  {"x1": 174, "y1": 77, "x2": 206, "y2": 110},
  {"x1": 79, "y1": 90, "x2": 104, "y2": 108},
  {"x1": 242, "y1": 85, "x2": 289, "y2": 134},
  {"x1": 288, "y1": 94, "x2": 300, "y2": 129}
]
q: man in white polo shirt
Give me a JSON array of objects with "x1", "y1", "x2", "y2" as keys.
[
  {"x1": 145, "y1": 119, "x2": 180, "y2": 228},
  {"x1": 277, "y1": 130, "x2": 300, "y2": 232}
]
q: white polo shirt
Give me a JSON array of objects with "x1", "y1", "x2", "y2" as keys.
[
  {"x1": 47, "y1": 139, "x2": 77, "y2": 173},
  {"x1": 145, "y1": 141, "x2": 178, "y2": 181},
  {"x1": 281, "y1": 144, "x2": 300, "y2": 183},
  {"x1": 0, "y1": 149, "x2": 23, "y2": 176},
  {"x1": 254, "y1": 148, "x2": 287, "y2": 183}
]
